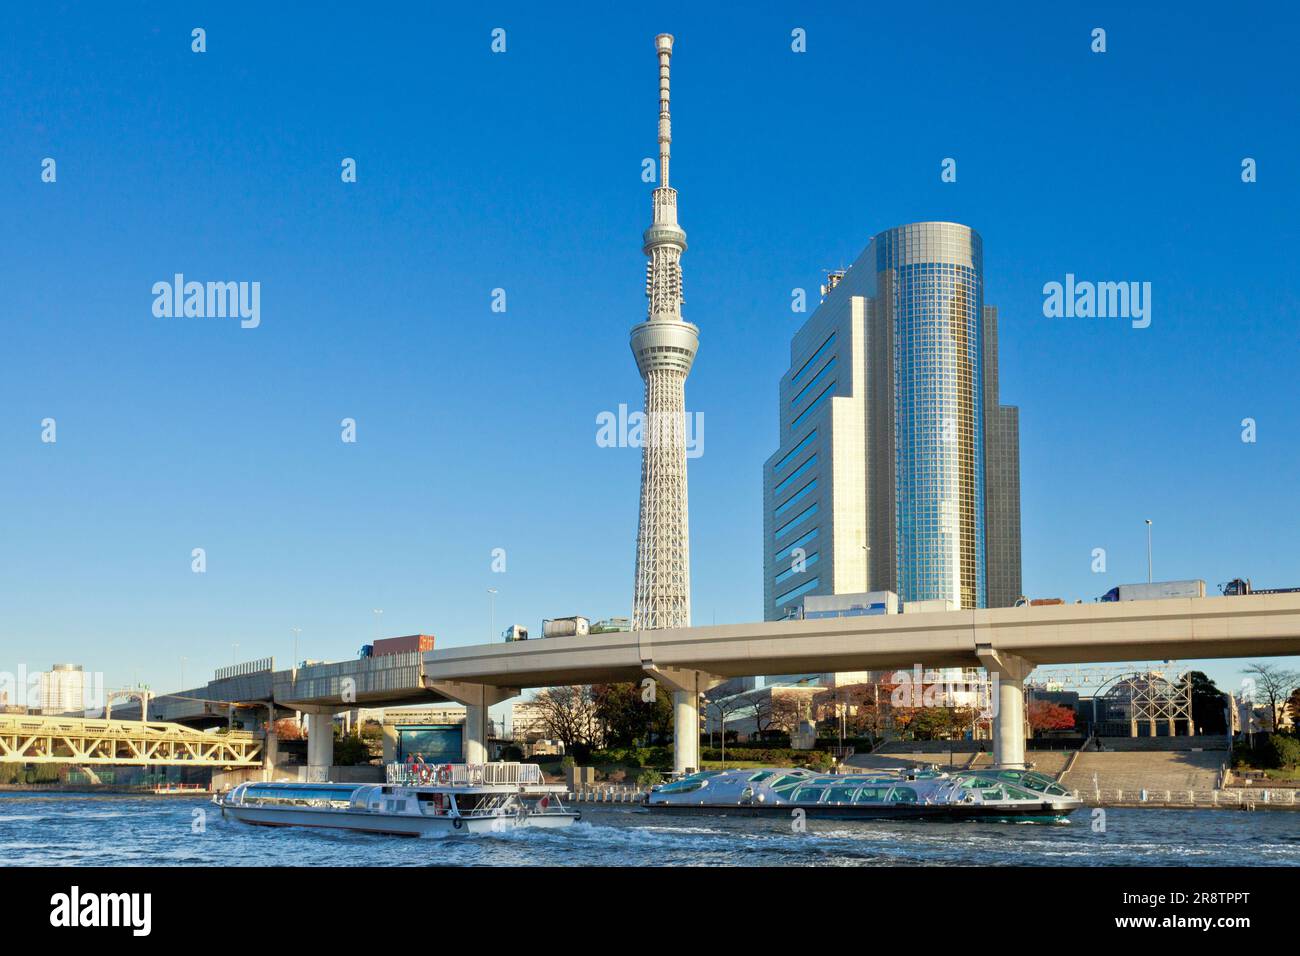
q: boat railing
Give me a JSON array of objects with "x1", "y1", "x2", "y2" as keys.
[{"x1": 386, "y1": 761, "x2": 544, "y2": 787}]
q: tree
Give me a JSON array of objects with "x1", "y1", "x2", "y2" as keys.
[
  {"x1": 333, "y1": 732, "x2": 371, "y2": 766},
  {"x1": 812, "y1": 682, "x2": 890, "y2": 742},
  {"x1": 592, "y1": 682, "x2": 672, "y2": 747},
  {"x1": 706, "y1": 694, "x2": 749, "y2": 760},
  {"x1": 1180, "y1": 671, "x2": 1228, "y2": 736},
  {"x1": 531, "y1": 686, "x2": 604, "y2": 761},
  {"x1": 268, "y1": 718, "x2": 304, "y2": 741},
  {"x1": 1242, "y1": 663, "x2": 1300, "y2": 732},
  {"x1": 766, "y1": 693, "x2": 805, "y2": 736},
  {"x1": 1027, "y1": 700, "x2": 1076, "y2": 734}
]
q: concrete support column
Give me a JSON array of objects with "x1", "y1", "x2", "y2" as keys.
[
  {"x1": 262, "y1": 704, "x2": 280, "y2": 781},
  {"x1": 672, "y1": 690, "x2": 699, "y2": 775},
  {"x1": 975, "y1": 647, "x2": 1034, "y2": 770},
  {"x1": 424, "y1": 681, "x2": 518, "y2": 765},
  {"x1": 300, "y1": 707, "x2": 336, "y2": 783},
  {"x1": 643, "y1": 665, "x2": 720, "y2": 776},
  {"x1": 464, "y1": 703, "x2": 491, "y2": 765}
]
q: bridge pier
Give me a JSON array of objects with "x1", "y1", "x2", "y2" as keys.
[
  {"x1": 644, "y1": 666, "x2": 721, "y2": 776},
  {"x1": 425, "y1": 682, "x2": 518, "y2": 764},
  {"x1": 262, "y1": 703, "x2": 279, "y2": 781},
  {"x1": 298, "y1": 706, "x2": 337, "y2": 783},
  {"x1": 976, "y1": 646, "x2": 1034, "y2": 770}
]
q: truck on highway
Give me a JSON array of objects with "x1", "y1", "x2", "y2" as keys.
[
  {"x1": 371, "y1": 634, "x2": 436, "y2": 657},
  {"x1": 1220, "y1": 578, "x2": 1300, "y2": 596},
  {"x1": 542, "y1": 616, "x2": 589, "y2": 638},
  {"x1": 1098, "y1": 580, "x2": 1206, "y2": 602},
  {"x1": 502, "y1": 624, "x2": 529, "y2": 642}
]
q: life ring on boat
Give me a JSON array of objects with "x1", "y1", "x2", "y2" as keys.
[
  {"x1": 452, "y1": 815, "x2": 463, "y2": 830},
  {"x1": 437, "y1": 766, "x2": 452, "y2": 785}
]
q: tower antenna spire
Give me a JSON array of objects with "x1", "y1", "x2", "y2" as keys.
[{"x1": 656, "y1": 33, "x2": 673, "y2": 189}]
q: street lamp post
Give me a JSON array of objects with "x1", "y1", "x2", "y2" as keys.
[
  {"x1": 1145, "y1": 519, "x2": 1153, "y2": 583},
  {"x1": 487, "y1": 588, "x2": 499, "y2": 642},
  {"x1": 372, "y1": 609, "x2": 383, "y2": 642},
  {"x1": 292, "y1": 627, "x2": 302, "y2": 674}
]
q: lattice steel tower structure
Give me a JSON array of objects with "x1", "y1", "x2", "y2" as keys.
[{"x1": 631, "y1": 34, "x2": 699, "y2": 631}]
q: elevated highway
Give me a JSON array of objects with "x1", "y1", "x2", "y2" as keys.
[{"x1": 118, "y1": 593, "x2": 1300, "y2": 776}]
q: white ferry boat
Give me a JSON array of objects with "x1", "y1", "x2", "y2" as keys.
[
  {"x1": 214, "y1": 762, "x2": 578, "y2": 836},
  {"x1": 645, "y1": 766, "x2": 1082, "y2": 823}
]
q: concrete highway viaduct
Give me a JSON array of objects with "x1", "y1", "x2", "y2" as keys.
[{"x1": 115, "y1": 593, "x2": 1300, "y2": 778}]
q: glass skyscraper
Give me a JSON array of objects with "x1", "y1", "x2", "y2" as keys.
[{"x1": 762, "y1": 222, "x2": 1021, "y2": 620}]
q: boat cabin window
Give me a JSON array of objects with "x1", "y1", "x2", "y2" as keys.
[
  {"x1": 824, "y1": 786, "x2": 857, "y2": 805},
  {"x1": 854, "y1": 787, "x2": 889, "y2": 803},
  {"x1": 748, "y1": 771, "x2": 775, "y2": 783},
  {"x1": 1003, "y1": 775, "x2": 1055, "y2": 796},
  {"x1": 887, "y1": 786, "x2": 918, "y2": 804},
  {"x1": 241, "y1": 785, "x2": 356, "y2": 809},
  {"x1": 771, "y1": 774, "x2": 808, "y2": 791},
  {"x1": 791, "y1": 786, "x2": 826, "y2": 804}
]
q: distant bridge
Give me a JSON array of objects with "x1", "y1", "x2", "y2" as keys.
[{"x1": 0, "y1": 714, "x2": 263, "y2": 767}]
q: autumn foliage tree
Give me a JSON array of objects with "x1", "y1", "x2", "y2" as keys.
[
  {"x1": 268, "y1": 718, "x2": 305, "y2": 741},
  {"x1": 1027, "y1": 700, "x2": 1076, "y2": 734}
]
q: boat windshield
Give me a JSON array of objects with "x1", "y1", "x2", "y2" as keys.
[
  {"x1": 656, "y1": 771, "x2": 723, "y2": 794},
  {"x1": 985, "y1": 769, "x2": 1072, "y2": 797}
]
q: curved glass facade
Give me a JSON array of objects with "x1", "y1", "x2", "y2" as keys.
[{"x1": 877, "y1": 223, "x2": 985, "y2": 609}]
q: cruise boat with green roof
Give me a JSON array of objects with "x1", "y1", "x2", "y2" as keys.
[{"x1": 645, "y1": 766, "x2": 1081, "y2": 822}]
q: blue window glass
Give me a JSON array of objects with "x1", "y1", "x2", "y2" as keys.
[
  {"x1": 773, "y1": 454, "x2": 817, "y2": 496},
  {"x1": 774, "y1": 504, "x2": 818, "y2": 539},
  {"x1": 775, "y1": 576, "x2": 821, "y2": 606},
  {"x1": 791, "y1": 357, "x2": 836, "y2": 407},
  {"x1": 791, "y1": 381, "x2": 836, "y2": 431},
  {"x1": 773, "y1": 479, "x2": 817, "y2": 519},
  {"x1": 773, "y1": 527, "x2": 818, "y2": 563},
  {"x1": 773, "y1": 430, "x2": 816, "y2": 473},
  {"x1": 791, "y1": 332, "x2": 836, "y2": 386},
  {"x1": 774, "y1": 552, "x2": 819, "y2": 585}
]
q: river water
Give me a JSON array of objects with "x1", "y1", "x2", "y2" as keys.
[{"x1": 2, "y1": 792, "x2": 1297, "y2": 866}]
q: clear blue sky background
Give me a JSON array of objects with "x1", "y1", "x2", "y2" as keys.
[{"x1": 2, "y1": 2, "x2": 1297, "y2": 700}]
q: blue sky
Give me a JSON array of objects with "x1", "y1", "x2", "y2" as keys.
[{"x1": 2, "y1": 2, "x2": 1297, "y2": 698}]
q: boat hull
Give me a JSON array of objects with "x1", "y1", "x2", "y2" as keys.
[
  {"x1": 220, "y1": 804, "x2": 578, "y2": 836},
  {"x1": 643, "y1": 802, "x2": 1076, "y2": 823}
]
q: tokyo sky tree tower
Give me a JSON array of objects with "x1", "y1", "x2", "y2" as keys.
[{"x1": 631, "y1": 34, "x2": 699, "y2": 631}]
